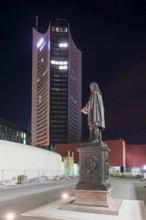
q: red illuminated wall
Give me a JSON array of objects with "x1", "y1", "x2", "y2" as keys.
[
  {"x1": 104, "y1": 139, "x2": 126, "y2": 167},
  {"x1": 126, "y1": 144, "x2": 146, "y2": 167},
  {"x1": 56, "y1": 139, "x2": 126, "y2": 167},
  {"x1": 56, "y1": 141, "x2": 146, "y2": 169}
]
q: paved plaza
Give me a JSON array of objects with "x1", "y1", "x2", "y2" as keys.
[{"x1": 22, "y1": 176, "x2": 146, "y2": 220}]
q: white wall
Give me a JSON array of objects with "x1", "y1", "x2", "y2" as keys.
[{"x1": 0, "y1": 140, "x2": 62, "y2": 181}]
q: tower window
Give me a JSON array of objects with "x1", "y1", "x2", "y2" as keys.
[{"x1": 59, "y1": 43, "x2": 68, "y2": 47}]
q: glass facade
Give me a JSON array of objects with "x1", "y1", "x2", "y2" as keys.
[
  {"x1": 0, "y1": 117, "x2": 31, "y2": 145},
  {"x1": 50, "y1": 20, "x2": 68, "y2": 144}
]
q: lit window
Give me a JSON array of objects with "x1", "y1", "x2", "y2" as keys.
[
  {"x1": 59, "y1": 43, "x2": 68, "y2": 47},
  {"x1": 37, "y1": 37, "x2": 44, "y2": 48},
  {"x1": 62, "y1": 61, "x2": 67, "y2": 65},
  {"x1": 59, "y1": 61, "x2": 67, "y2": 65},
  {"x1": 37, "y1": 78, "x2": 40, "y2": 83},
  {"x1": 51, "y1": 88, "x2": 60, "y2": 91},
  {"x1": 56, "y1": 27, "x2": 59, "y2": 32},
  {"x1": 59, "y1": 66, "x2": 67, "y2": 70},
  {"x1": 64, "y1": 27, "x2": 68, "y2": 32},
  {"x1": 52, "y1": 26, "x2": 55, "y2": 31},
  {"x1": 51, "y1": 60, "x2": 68, "y2": 65},
  {"x1": 41, "y1": 57, "x2": 44, "y2": 63},
  {"x1": 51, "y1": 60, "x2": 58, "y2": 65}
]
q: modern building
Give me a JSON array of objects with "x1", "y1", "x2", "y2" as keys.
[
  {"x1": 0, "y1": 117, "x2": 31, "y2": 145},
  {"x1": 32, "y1": 19, "x2": 82, "y2": 147}
]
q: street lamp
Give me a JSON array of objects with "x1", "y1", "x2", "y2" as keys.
[{"x1": 6, "y1": 212, "x2": 15, "y2": 220}]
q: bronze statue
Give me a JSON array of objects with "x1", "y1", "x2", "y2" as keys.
[{"x1": 81, "y1": 82, "x2": 105, "y2": 142}]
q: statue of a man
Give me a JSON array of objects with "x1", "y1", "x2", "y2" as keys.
[{"x1": 81, "y1": 82, "x2": 105, "y2": 143}]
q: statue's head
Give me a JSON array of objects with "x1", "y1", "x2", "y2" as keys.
[{"x1": 89, "y1": 82, "x2": 100, "y2": 92}]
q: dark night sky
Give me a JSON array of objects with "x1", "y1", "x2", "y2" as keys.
[{"x1": 0, "y1": 0, "x2": 146, "y2": 144}]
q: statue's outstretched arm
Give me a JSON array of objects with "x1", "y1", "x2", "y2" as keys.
[{"x1": 81, "y1": 102, "x2": 91, "y2": 114}]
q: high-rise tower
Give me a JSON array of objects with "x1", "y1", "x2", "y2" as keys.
[{"x1": 32, "y1": 19, "x2": 82, "y2": 146}]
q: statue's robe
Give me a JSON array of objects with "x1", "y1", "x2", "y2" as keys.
[{"x1": 88, "y1": 91, "x2": 105, "y2": 129}]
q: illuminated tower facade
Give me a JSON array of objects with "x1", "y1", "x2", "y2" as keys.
[{"x1": 32, "y1": 19, "x2": 82, "y2": 146}]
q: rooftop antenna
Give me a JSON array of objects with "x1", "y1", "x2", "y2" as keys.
[{"x1": 35, "y1": 16, "x2": 38, "y2": 30}]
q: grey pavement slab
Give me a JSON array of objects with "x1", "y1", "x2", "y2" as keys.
[
  {"x1": 0, "y1": 178, "x2": 77, "y2": 201},
  {"x1": 22, "y1": 196, "x2": 146, "y2": 220},
  {"x1": 21, "y1": 177, "x2": 146, "y2": 220},
  {"x1": 60, "y1": 198, "x2": 122, "y2": 215}
]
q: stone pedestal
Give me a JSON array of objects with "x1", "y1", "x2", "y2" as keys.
[
  {"x1": 73, "y1": 141, "x2": 112, "y2": 208},
  {"x1": 75, "y1": 141, "x2": 111, "y2": 191},
  {"x1": 74, "y1": 188, "x2": 113, "y2": 207}
]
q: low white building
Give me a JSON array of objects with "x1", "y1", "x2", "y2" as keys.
[{"x1": 0, "y1": 140, "x2": 62, "y2": 182}]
